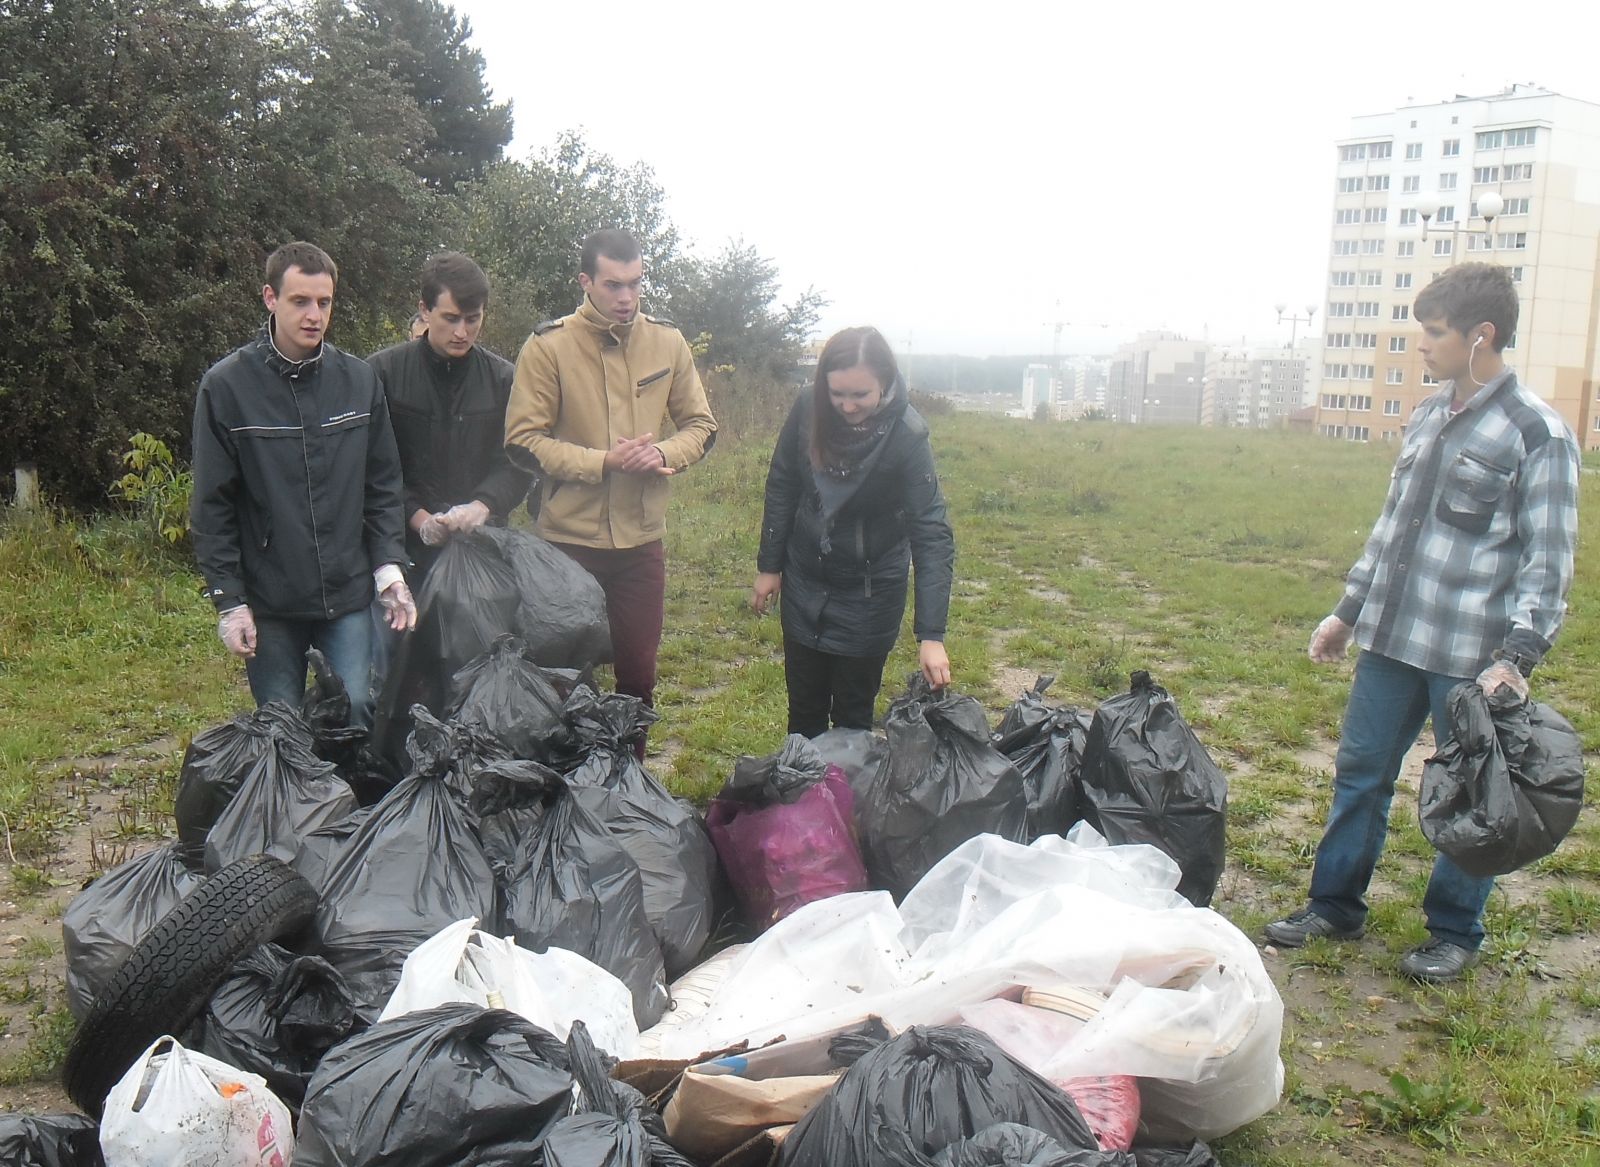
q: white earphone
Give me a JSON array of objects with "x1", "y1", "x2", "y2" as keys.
[{"x1": 1472, "y1": 335, "x2": 1483, "y2": 349}]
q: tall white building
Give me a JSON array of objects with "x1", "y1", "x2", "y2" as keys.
[{"x1": 1311, "y1": 83, "x2": 1600, "y2": 446}]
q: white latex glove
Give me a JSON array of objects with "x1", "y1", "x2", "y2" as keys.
[
  {"x1": 1307, "y1": 615, "x2": 1354, "y2": 663},
  {"x1": 418, "y1": 512, "x2": 449, "y2": 546},
  {"x1": 1476, "y1": 659, "x2": 1530, "y2": 700},
  {"x1": 441, "y1": 500, "x2": 491, "y2": 533},
  {"x1": 218, "y1": 605, "x2": 257, "y2": 659},
  {"x1": 378, "y1": 579, "x2": 417, "y2": 632}
]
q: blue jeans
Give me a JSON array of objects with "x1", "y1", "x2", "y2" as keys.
[
  {"x1": 245, "y1": 609, "x2": 374, "y2": 730},
  {"x1": 1308, "y1": 650, "x2": 1495, "y2": 949}
]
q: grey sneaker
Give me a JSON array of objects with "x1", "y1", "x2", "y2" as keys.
[
  {"x1": 1398, "y1": 939, "x2": 1479, "y2": 982},
  {"x1": 1262, "y1": 908, "x2": 1365, "y2": 948}
]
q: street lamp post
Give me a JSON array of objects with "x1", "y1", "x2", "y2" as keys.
[
  {"x1": 1275, "y1": 302, "x2": 1318, "y2": 351},
  {"x1": 1416, "y1": 188, "x2": 1503, "y2": 245}
]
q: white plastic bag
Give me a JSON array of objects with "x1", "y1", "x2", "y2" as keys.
[
  {"x1": 100, "y1": 1036, "x2": 292, "y2": 1167},
  {"x1": 378, "y1": 917, "x2": 640, "y2": 1058}
]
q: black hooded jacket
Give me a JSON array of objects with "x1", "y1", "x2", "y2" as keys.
[
  {"x1": 190, "y1": 327, "x2": 407, "y2": 620},
  {"x1": 757, "y1": 391, "x2": 954, "y2": 657}
]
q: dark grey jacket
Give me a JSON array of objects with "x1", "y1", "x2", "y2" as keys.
[
  {"x1": 190, "y1": 328, "x2": 407, "y2": 620},
  {"x1": 757, "y1": 393, "x2": 954, "y2": 657}
]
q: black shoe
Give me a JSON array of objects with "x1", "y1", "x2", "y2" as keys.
[
  {"x1": 1399, "y1": 939, "x2": 1479, "y2": 982},
  {"x1": 1262, "y1": 908, "x2": 1365, "y2": 948}
]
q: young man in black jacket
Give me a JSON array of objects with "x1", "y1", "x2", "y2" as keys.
[
  {"x1": 367, "y1": 251, "x2": 532, "y2": 573},
  {"x1": 190, "y1": 242, "x2": 416, "y2": 729}
]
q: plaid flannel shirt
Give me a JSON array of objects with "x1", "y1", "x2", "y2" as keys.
[{"x1": 1333, "y1": 369, "x2": 1579, "y2": 679}]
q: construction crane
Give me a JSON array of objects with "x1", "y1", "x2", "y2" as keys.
[{"x1": 1041, "y1": 301, "x2": 1111, "y2": 408}]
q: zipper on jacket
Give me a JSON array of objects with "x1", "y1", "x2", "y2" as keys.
[
  {"x1": 858, "y1": 519, "x2": 871, "y2": 598},
  {"x1": 298, "y1": 385, "x2": 332, "y2": 615}
]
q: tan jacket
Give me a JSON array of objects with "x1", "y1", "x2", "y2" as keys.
[{"x1": 505, "y1": 297, "x2": 717, "y2": 549}]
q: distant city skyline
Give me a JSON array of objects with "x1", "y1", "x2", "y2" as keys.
[{"x1": 450, "y1": 0, "x2": 1600, "y2": 356}]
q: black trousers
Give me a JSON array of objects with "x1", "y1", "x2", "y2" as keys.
[{"x1": 784, "y1": 636, "x2": 889, "y2": 738}]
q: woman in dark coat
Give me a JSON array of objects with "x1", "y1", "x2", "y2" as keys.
[{"x1": 751, "y1": 326, "x2": 955, "y2": 736}]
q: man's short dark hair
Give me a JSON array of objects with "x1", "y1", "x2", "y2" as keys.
[
  {"x1": 420, "y1": 251, "x2": 490, "y2": 313},
  {"x1": 265, "y1": 242, "x2": 338, "y2": 294},
  {"x1": 1413, "y1": 262, "x2": 1519, "y2": 351},
  {"x1": 580, "y1": 229, "x2": 641, "y2": 277}
]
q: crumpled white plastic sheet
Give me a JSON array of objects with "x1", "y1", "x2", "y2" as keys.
[
  {"x1": 641, "y1": 825, "x2": 1282, "y2": 1140},
  {"x1": 379, "y1": 918, "x2": 640, "y2": 1059}
]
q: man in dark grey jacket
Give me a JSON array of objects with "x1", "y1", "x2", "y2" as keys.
[{"x1": 190, "y1": 241, "x2": 416, "y2": 729}]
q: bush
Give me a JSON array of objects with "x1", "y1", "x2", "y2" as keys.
[{"x1": 110, "y1": 433, "x2": 192, "y2": 547}]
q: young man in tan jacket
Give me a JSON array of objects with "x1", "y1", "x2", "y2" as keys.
[{"x1": 505, "y1": 229, "x2": 717, "y2": 750}]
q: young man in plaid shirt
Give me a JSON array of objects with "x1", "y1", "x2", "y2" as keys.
[{"x1": 1265, "y1": 263, "x2": 1580, "y2": 981}]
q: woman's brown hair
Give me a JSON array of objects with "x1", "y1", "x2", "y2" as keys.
[{"x1": 809, "y1": 326, "x2": 900, "y2": 468}]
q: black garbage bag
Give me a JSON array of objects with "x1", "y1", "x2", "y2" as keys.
[
  {"x1": 300, "y1": 647, "x2": 368, "y2": 765},
  {"x1": 533, "y1": 1020, "x2": 695, "y2": 1167},
  {"x1": 173, "y1": 702, "x2": 314, "y2": 844},
  {"x1": 290, "y1": 804, "x2": 374, "y2": 896},
  {"x1": 295, "y1": 1002, "x2": 574, "y2": 1167},
  {"x1": 857, "y1": 677, "x2": 1030, "y2": 899},
  {"x1": 781, "y1": 1025, "x2": 1098, "y2": 1167},
  {"x1": 448, "y1": 635, "x2": 579, "y2": 759},
  {"x1": 558, "y1": 686, "x2": 717, "y2": 978},
  {"x1": 1079, "y1": 671, "x2": 1227, "y2": 907},
  {"x1": 0, "y1": 1113, "x2": 104, "y2": 1167},
  {"x1": 992, "y1": 675, "x2": 1094, "y2": 840},
  {"x1": 481, "y1": 524, "x2": 612, "y2": 670},
  {"x1": 202, "y1": 730, "x2": 358, "y2": 872},
  {"x1": 811, "y1": 727, "x2": 889, "y2": 800},
  {"x1": 472, "y1": 758, "x2": 668, "y2": 1030},
  {"x1": 62, "y1": 841, "x2": 206, "y2": 1020},
  {"x1": 312, "y1": 707, "x2": 498, "y2": 1021},
  {"x1": 1420, "y1": 682, "x2": 1586, "y2": 877},
  {"x1": 188, "y1": 942, "x2": 357, "y2": 1109},
  {"x1": 934, "y1": 1122, "x2": 1134, "y2": 1166},
  {"x1": 1132, "y1": 1144, "x2": 1221, "y2": 1167}
]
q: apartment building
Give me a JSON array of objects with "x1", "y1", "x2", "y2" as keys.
[{"x1": 1312, "y1": 84, "x2": 1600, "y2": 446}]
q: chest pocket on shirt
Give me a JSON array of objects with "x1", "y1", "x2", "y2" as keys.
[{"x1": 1436, "y1": 448, "x2": 1513, "y2": 535}]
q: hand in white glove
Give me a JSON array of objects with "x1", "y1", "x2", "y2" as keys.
[
  {"x1": 418, "y1": 512, "x2": 450, "y2": 546},
  {"x1": 379, "y1": 579, "x2": 417, "y2": 632},
  {"x1": 1307, "y1": 615, "x2": 1354, "y2": 664},
  {"x1": 1476, "y1": 659, "x2": 1530, "y2": 701},
  {"x1": 441, "y1": 500, "x2": 491, "y2": 533},
  {"x1": 218, "y1": 605, "x2": 257, "y2": 658}
]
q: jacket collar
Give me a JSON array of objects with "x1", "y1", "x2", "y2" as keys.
[
  {"x1": 576, "y1": 295, "x2": 635, "y2": 347},
  {"x1": 419, "y1": 335, "x2": 471, "y2": 379},
  {"x1": 259, "y1": 318, "x2": 325, "y2": 381}
]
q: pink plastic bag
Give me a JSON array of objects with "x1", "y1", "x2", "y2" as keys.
[
  {"x1": 708, "y1": 751, "x2": 868, "y2": 929},
  {"x1": 1059, "y1": 1073, "x2": 1141, "y2": 1151}
]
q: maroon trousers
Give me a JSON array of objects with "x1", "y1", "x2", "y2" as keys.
[{"x1": 552, "y1": 539, "x2": 667, "y2": 710}]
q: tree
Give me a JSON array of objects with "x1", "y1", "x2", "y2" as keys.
[
  {"x1": 461, "y1": 131, "x2": 681, "y2": 359},
  {"x1": 665, "y1": 240, "x2": 825, "y2": 381}
]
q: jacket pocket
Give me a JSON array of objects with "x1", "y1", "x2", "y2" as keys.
[{"x1": 1435, "y1": 448, "x2": 1512, "y2": 535}]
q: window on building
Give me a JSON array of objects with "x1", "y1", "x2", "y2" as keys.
[
  {"x1": 1351, "y1": 368, "x2": 1374, "y2": 383},
  {"x1": 1364, "y1": 207, "x2": 1388, "y2": 223},
  {"x1": 1389, "y1": 336, "x2": 1407, "y2": 352},
  {"x1": 1349, "y1": 426, "x2": 1370, "y2": 441},
  {"x1": 1339, "y1": 144, "x2": 1367, "y2": 162},
  {"x1": 1506, "y1": 332, "x2": 1518, "y2": 349},
  {"x1": 1361, "y1": 270, "x2": 1383, "y2": 286},
  {"x1": 1422, "y1": 372, "x2": 1439, "y2": 385},
  {"x1": 1509, "y1": 265, "x2": 1524, "y2": 281},
  {"x1": 1330, "y1": 270, "x2": 1356, "y2": 286},
  {"x1": 1335, "y1": 208, "x2": 1361, "y2": 224},
  {"x1": 1497, "y1": 232, "x2": 1528, "y2": 249},
  {"x1": 1505, "y1": 127, "x2": 1537, "y2": 147},
  {"x1": 1338, "y1": 176, "x2": 1363, "y2": 193},
  {"x1": 1362, "y1": 238, "x2": 1385, "y2": 255},
  {"x1": 1476, "y1": 130, "x2": 1502, "y2": 149},
  {"x1": 1442, "y1": 138, "x2": 1460, "y2": 156},
  {"x1": 1371, "y1": 142, "x2": 1393, "y2": 159},
  {"x1": 1505, "y1": 162, "x2": 1533, "y2": 180},
  {"x1": 1438, "y1": 173, "x2": 1458, "y2": 190},
  {"x1": 1594, "y1": 416, "x2": 1600, "y2": 433},
  {"x1": 1322, "y1": 370, "x2": 1348, "y2": 386},
  {"x1": 1357, "y1": 302, "x2": 1380, "y2": 317},
  {"x1": 1397, "y1": 240, "x2": 1416, "y2": 257},
  {"x1": 1405, "y1": 142, "x2": 1423, "y2": 159},
  {"x1": 1328, "y1": 302, "x2": 1354, "y2": 317},
  {"x1": 1386, "y1": 366, "x2": 1404, "y2": 384},
  {"x1": 1402, "y1": 174, "x2": 1421, "y2": 193},
  {"x1": 1354, "y1": 333, "x2": 1377, "y2": 349},
  {"x1": 1384, "y1": 397, "x2": 1402, "y2": 413},
  {"x1": 1367, "y1": 174, "x2": 1390, "y2": 191},
  {"x1": 1398, "y1": 208, "x2": 1419, "y2": 226},
  {"x1": 1473, "y1": 166, "x2": 1500, "y2": 184},
  {"x1": 1395, "y1": 272, "x2": 1413, "y2": 289},
  {"x1": 1436, "y1": 205, "x2": 1456, "y2": 223},
  {"x1": 1466, "y1": 232, "x2": 1494, "y2": 251},
  {"x1": 1393, "y1": 304, "x2": 1411, "y2": 321},
  {"x1": 1434, "y1": 238, "x2": 1454, "y2": 256},
  {"x1": 1501, "y1": 197, "x2": 1530, "y2": 215},
  {"x1": 1349, "y1": 395, "x2": 1373, "y2": 410},
  {"x1": 1333, "y1": 240, "x2": 1359, "y2": 255},
  {"x1": 1325, "y1": 332, "x2": 1351, "y2": 348},
  {"x1": 1321, "y1": 424, "x2": 1346, "y2": 437}
]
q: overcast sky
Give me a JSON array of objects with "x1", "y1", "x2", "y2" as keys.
[{"x1": 448, "y1": 0, "x2": 1600, "y2": 356}]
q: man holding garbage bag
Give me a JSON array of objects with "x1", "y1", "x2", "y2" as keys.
[
  {"x1": 1265, "y1": 263, "x2": 1578, "y2": 981},
  {"x1": 191, "y1": 242, "x2": 416, "y2": 729}
]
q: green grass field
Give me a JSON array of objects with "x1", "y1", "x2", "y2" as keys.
[{"x1": 2, "y1": 415, "x2": 1598, "y2": 1163}]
